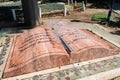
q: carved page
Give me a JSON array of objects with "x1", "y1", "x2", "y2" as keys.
[
  {"x1": 57, "y1": 27, "x2": 119, "y2": 63},
  {"x1": 4, "y1": 27, "x2": 70, "y2": 78}
]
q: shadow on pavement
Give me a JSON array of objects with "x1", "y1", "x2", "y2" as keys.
[
  {"x1": 71, "y1": 20, "x2": 81, "y2": 22},
  {"x1": 111, "y1": 30, "x2": 120, "y2": 36}
]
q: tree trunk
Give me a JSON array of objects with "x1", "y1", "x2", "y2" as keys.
[
  {"x1": 84, "y1": 0, "x2": 87, "y2": 7},
  {"x1": 21, "y1": 0, "x2": 40, "y2": 27},
  {"x1": 107, "y1": 0, "x2": 114, "y2": 23}
]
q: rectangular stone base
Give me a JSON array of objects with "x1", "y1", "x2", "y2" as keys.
[{"x1": 1, "y1": 27, "x2": 120, "y2": 79}]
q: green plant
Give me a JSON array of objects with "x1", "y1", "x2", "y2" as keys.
[
  {"x1": 39, "y1": 3, "x2": 64, "y2": 14},
  {"x1": 65, "y1": 5, "x2": 73, "y2": 11},
  {"x1": 77, "y1": 2, "x2": 82, "y2": 7},
  {"x1": 0, "y1": 0, "x2": 9, "y2": 2},
  {"x1": 92, "y1": 13, "x2": 107, "y2": 21},
  {"x1": 92, "y1": 13, "x2": 114, "y2": 25},
  {"x1": 0, "y1": 1, "x2": 22, "y2": 9}
]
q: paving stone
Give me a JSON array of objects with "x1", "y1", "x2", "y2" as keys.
[{"x1": 1, "y1": 21, "x2": 120, "y2": 80}]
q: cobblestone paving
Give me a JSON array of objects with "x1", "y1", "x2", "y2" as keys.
[
  {"x1": 0, "y1": 36, "x2": 12, "y2": 79},
  {"x1": 18, "y1": 56, "x2": 120, "y2": 80},
  {"x1": 0, "y1": 20, "x2": 120, "y2": 80}
]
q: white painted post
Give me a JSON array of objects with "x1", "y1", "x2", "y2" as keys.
[
  {"x1": 11, "y1": 9, "x2": 16, "y2": 21},
  {"x1": 82, "y1": 1, "x2": 85, "y2": 11},
  {"x1": 71, "y1": 0, "x2": 73, "y2": 4},
  {"x1": 39, "y1": 7, "x2": 42, "y2": 18},
  {"x1": 68, "y1": 0, "x2": 70, "y2": 5},
  {"x1": 75, "y1": 1, "x2": 77, "y2": 6},
  {"x1": 64, "y1": 5, "x2": 67, "y2": 16}
]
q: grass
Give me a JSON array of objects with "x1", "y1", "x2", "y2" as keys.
[
  {"x1": 0, "y1": 2, "x2": 65, "y2": 20},
  {"x1": 0, "y1": 1, "x2": 22, "y2": 9},
  {"x1": 92, "y1": 13, "x2": 107, "y2": 21},
  {"x1": 92, "y1": 13, "x2": 120, "y2": 27},
  {"x1": 92, "y1": 13, "x2": 113, "y2": 25},
  {"x1": 65, "y1": 5, "x2": 73, "y2": 11},
  {"x1": 76, "y1": 2, "x2": 82, "y2": 7},
  {"x1": 38, "y1": 3, "x2": 73, "y2": 14},
  {"x1": 0, "y1": 2, "x2": 73, "y2": 21},
  {"x1": 38, "y1": 3, "x2": 64, "y2": 14}
]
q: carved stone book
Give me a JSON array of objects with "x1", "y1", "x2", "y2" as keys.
[{"x1": 3, "y1": 27, "x2": 119, "y2": 78}]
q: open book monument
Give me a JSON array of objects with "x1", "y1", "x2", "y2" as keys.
[{"x1": 0, "y1": 27, "x2": 120, "y2": 80}]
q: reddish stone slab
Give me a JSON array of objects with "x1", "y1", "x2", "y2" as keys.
[
  {"x1": 3, "y1": 27, "x2": 70, "y2": 78},
  {"x1": 57, "y1": 27, "x2": 119, "y2": 63},
  {"x1": 3, "y1": 27, "x2": 120, "y2": 78}
]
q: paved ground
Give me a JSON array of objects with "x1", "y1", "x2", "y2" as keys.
[
  {"x1": 1, "y1": 18, "x2": 120, "y2": 48},
  {"x1": 0, "y1": 19, "x2": 120, "y2": 80},
  {"x1": 42, "y1": 19, "x2": 120, "y2": 48},
  {"x1": 0, "y1": 7, "x2": 120, "y2": 79}
]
